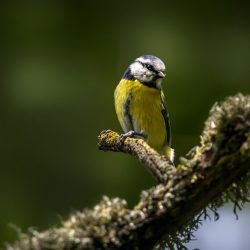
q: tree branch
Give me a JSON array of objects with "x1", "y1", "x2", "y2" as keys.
[
  {"x1": 6, "y1": 94, "x2": 250, "y2": 250},
  {"x1": 98, "y1": 130, "x2": 174, "y2": 183}
]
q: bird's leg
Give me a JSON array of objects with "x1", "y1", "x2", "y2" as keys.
[{"x1": 119, "y1": 131, "x2": 146, "y2": 143}]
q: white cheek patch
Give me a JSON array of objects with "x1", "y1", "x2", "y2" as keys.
[
  {"x1": 130, "y1": 62, "x2": 144, "y2": 76},
  {"x1": 140, "y1": 74, "x2": 154, "y2": 83},
  {"x1": 130, "y1": 62, "x2": 155, "y2": 83}
]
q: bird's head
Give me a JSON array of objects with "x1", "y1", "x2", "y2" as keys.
[{"x1": 124, "y1": 55, "x2": 166, "y2": 89}]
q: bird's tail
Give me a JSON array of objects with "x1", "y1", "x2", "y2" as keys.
[{"x1": 164, "y1": 146, "x2": 175, "y2": 164}]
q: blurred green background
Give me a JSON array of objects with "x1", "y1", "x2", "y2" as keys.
[{"x1": 1, "y1": 1, "x2": 250, "y2": 248}]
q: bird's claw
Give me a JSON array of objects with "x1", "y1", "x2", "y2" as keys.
[{"x1": 118, "y1": 131, "x2": 144, "y2": 143}]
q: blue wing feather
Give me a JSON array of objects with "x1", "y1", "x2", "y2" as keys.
[{"x1": 160, "y1": 91, "x2": 171, "y2": 147}]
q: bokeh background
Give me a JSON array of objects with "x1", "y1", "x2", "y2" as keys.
[{"x1": 1, "y1": 1, "x2": 250, "y2": 249}]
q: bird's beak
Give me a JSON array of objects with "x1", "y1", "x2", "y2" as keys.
[{"x1": 157, "y1": 71, "x2": 165, "y2": 78}]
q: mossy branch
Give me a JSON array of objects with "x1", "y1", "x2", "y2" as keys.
[
  {"x1": 98, "y1": 130, "x2": 174, "y2": 183},
  {"x1": 6, "y1": 94, "x2": 250, "y2": 250}
]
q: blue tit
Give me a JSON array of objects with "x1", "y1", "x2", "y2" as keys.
[{"x1": 114, "y1": 55, "x2": 174, "y2": 163}]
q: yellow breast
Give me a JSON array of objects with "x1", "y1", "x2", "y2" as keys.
[{"x1": 114, "y1": 79, "x2": 166, "y2": 152}]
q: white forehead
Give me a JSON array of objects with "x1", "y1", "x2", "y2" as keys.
[{"x1": 136, "y1": 55, "x2": 166, "y2": 72}]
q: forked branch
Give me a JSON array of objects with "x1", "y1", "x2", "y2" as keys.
[{"x1": 6, "y1": 94, "x2": 250, "y2": 250}]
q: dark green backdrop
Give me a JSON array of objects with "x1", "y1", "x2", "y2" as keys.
[{"x1": 1, "y1": 1, "x2": 250, "y2": 247}]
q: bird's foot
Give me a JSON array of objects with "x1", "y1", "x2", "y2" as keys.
[{"x1": 119, "y1": 131, "x2": 145, "y2": 143}]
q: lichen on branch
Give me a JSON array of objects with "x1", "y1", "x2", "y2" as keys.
[
  {"x1": 6, "y1": 94, "x2": 250, "y2": 250},
  {"x1": 98, "y1": 129, "x2": 174, "y2": 183}
]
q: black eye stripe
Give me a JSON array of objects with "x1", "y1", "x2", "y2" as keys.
[
  {"x1": 136, "y1": 60, "x2": 159, "y2": 74},
  {"x1": 145, "y1": 64, "x2": 154, "y2": 71}
]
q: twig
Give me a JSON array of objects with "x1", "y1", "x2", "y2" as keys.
[{"x1": 98, "y1": 130, "x2": 174, "y2": 183}]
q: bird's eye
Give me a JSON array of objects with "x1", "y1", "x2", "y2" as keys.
[{"x1": 144, "y1": 64, "x2": 154, "y2": 71}]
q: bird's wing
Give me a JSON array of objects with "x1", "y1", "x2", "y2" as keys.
[
  {"x1": 122, "y1": 94, "x2": 134, "y2": 132},
  {"x1": 160, "y1": 91, "x2": 171, "y2": 146}
]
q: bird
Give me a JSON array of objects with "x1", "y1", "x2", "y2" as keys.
[{"x1": 114, "y1": 55, "x2": 174, "y2": 163}]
